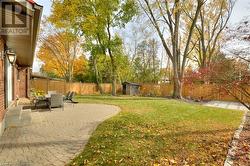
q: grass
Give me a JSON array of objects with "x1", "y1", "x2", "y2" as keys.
[{"x1": 70, "y1": 95, "x2": 243, "y2": 165}]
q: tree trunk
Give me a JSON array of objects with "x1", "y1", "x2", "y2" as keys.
[
  {"x1": 172, "y1": 67, "x2": 182, "y2": 99},
  {"x1": 110, "y1": 55, "x2": 117, "y2": 96},
  {"x1": 93, "y1": 57, "x2": 103, "y2": 94},
  {"x1": 111, "y1": 74, "x2": 117, "y2": 96},
  {"x1": 106, "y1": 20, "x2": 117, "y2": 96}
]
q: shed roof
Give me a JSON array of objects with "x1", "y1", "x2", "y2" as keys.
[{"x1": 122, "y1": 82, "x2": 140, "y2": 86}]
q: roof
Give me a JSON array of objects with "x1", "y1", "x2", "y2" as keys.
[
  {"x1": 122, "y1": 82, "x2": 141, "y2": 86},
  {"x1": 2, "y1": 0, "x2": 43, "y2": 67}
]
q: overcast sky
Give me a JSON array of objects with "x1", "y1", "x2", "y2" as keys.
[
  {"x1": 229, "y1": 0, "x2": 250, "y2": 24},
  {"x1": 33, "y1": 0, "x2": 250, "y2": 72},
  {"x1": 36, "y1": 0, "x2": 250, "y2": 24}
]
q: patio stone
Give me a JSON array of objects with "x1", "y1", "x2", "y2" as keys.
[
  {"x1": 203, "y1": 101, "x2": 248, "y2": 111},
  {"x1": 0, "y1": 103, "x2": 120, "y2": 166}
]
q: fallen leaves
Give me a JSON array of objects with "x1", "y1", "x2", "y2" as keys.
[
  {"x1": 68, "y1": 97, "x2": 243, "y2": 166},
  {"x1": 233, "y1": 112, "x2": 250, "y2": 165}
]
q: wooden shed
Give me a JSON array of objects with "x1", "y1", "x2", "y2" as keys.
[{"x1": 122, "y1": 82, "x2": 140, "y2": 96}]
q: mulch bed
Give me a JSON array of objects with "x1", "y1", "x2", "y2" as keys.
[{"x1": 233, "y1": 111, "x2": 250, "y2": 165}]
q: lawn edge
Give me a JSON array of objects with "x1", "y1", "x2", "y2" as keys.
[{"x1": 224, "y1": 110, "x2": 248, "y2": 166}]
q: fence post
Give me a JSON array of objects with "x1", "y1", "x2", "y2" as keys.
[
  {"x1": 46, "y1": 79, "x2": 49, "y2": 93},
  {"x1": 64, "y1": 80, "x2": 66, "y2": 94},
  {"x1": 69, "y1": 82, "x2": 71, "y2": 92},
  {"x1": 79, "y1": 82, "x2": 82, "y2": 95},
  {"x1": 94, "y1": 83, "x2": 96, "y2": 94},
  {"x1": 79, "y1": 82, "x2": 81, "y2": 95},
  {"x1": 218, "y1": 86, "x2": 221, "y2": 100}
]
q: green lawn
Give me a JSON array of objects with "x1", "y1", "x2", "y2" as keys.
[{"x1": 70, "y1": 95, "x2": 243, "y2": 166}]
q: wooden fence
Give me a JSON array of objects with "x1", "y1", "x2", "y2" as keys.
[
  {"x1": 30, "y1": 79, "x2": 122, "y2": 95},
  {"x1": 140, "y1": 83, "x2": 250, "y2": 103},
  {"x1": 31, "y1": 78, "x2": 250, "y2": 103}
]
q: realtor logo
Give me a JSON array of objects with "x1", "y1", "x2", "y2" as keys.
[{"x1": 0, "y1": 0, "x2": 30, "y2": 35}]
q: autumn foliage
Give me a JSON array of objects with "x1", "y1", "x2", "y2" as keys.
[
  {"x1": 38, "y1": 31, "x2": 88, "y2": 82},
  {"x1": 184, "y1": 56, "x2": 250, "y2": 109}
]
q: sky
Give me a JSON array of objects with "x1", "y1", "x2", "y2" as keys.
[
  {"x1": 33, "y1": 0, "x2": 250, "y2": 72},
  {"x1": 229, "y1": 0, "x2": 250, "y2": 25},
  {"x1": 33, "y1": 0, "x2": 52, "y2": 72},
  {"x1": 36, "y1": 0, "x2": 52, "y2": 17},
  {"x1": 36, "y1": 0, "x2": 250, "y2": 24}
]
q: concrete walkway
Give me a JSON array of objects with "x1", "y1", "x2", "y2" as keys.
[
  {"x1": 0, "y1": 103, "x2": 120, "y2": 166},
  {"x1": 203, "y1": 101, "x2": 248, "y2": 111}
]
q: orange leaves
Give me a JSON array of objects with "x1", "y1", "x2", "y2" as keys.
[
  {"x1": 73, "y1": 56, "x2": 88, "y2": 77},
  {"x1": 38, "y1": 31, "x2": 87, "y2": 81}
]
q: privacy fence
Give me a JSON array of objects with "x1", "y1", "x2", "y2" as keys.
[
  {"x1": 30, "y1": 79, "x2": 122, "y2": 95},
  {"x1": 31, "y1": 78, "x2": 250, "y2": 103},
  {"x1": 140, "y1": 84, "x2": 250, "y2": 103}
]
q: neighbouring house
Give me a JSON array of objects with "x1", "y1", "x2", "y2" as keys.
[
  {"x1": 0, "y1": 0, "x2": 43, "y2": 135},
  {"x1": 122, "y1": 82, "x2": 140, "y2": 96}
]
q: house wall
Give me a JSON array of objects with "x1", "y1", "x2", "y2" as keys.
[
  {"x1": 17, "y1": 68, "x2": 29, "y2": 98},
  {"x1": 0, "y1": 37, "x2": 6, "y2": 135},
  {"x1": 13, "y1": 67, "x2": 18, "y2": 101},
  {"x1": 13, "y1": 67, "x2": 30, "y2": 99},
  {"x1": 0, "y1": 36, "x2": 31, "y2": 136}
]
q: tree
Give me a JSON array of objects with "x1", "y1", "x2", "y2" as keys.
[
  {"x1": 191, "y1": 0, "x2": 235, "y2": 68},
  {"x1": 220, "y1": 17, "x2": 250, "y2": 110},
  {"x1": 49, "y1": 0, "x2": 137, "y2": 96},
  {"x1": 132, "y1": 39, "x2": 161, "y2": 83},
  {"x1": 184, "y1": 54, "x2": 250, "y2": 110},
  {"x1": 139, "y1": 0, "x2": 204, "y2": 98},
  {"x1": 113, "y1": 41, "x2": 134, "y2": 83},
  {"x1": 223, "y1": 16, "x2": 250, "y2": 63},
  {"x1": 87, "y1": 43, "x2": 133, "y2": 84},
  {"x1": 38, "y1": 21, "x2": 84, "y2": 81},
  {"x1": 73, "y1": 56, "x2": 89, "y2": 82}
]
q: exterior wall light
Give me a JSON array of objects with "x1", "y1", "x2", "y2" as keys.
[{"x1": 5, "y1": 49, "x2": 16, "y2": 65}]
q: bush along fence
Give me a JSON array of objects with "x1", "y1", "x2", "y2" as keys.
[{"x1": 31, "y1": 78, "x2": 250, "y2": 103}]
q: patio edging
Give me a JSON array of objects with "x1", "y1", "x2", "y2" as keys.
[{"x1": 224, "y1": 110, "x2": 248, "y2": 166}]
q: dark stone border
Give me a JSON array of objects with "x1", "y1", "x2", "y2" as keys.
[{"x1": 224, "y1": 111, "x2": 249, "y2": 166}]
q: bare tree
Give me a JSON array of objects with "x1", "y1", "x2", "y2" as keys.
[
  {"x1": 212, "y1": 58, "x2": 250, "y2": 110},
  {"x1": 38, "y1": 20, "x2": 81, "y2": 82},
  {"x1": 133, "y1": 38, "x2": 160, "y2": 83},
  {"x1": 138, "y1": 0, "x2": 204, "y2": 98},
  {"x1": 223, "y1": 16, "x2": 250, "y2": 63},
  {"x1": 191, "y1": 0, "x2": 235, "y2": 68},
  {"x1": 185, "y1": 55, "x2": 250, "y2": 110}
]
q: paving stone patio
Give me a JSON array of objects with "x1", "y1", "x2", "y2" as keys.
[
  {"x1": 0, "y1": 104, "x2": 120, "y2": 166},
  {"x1": 203, "y1": 101, "x2": 248, "y2": 111}
]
